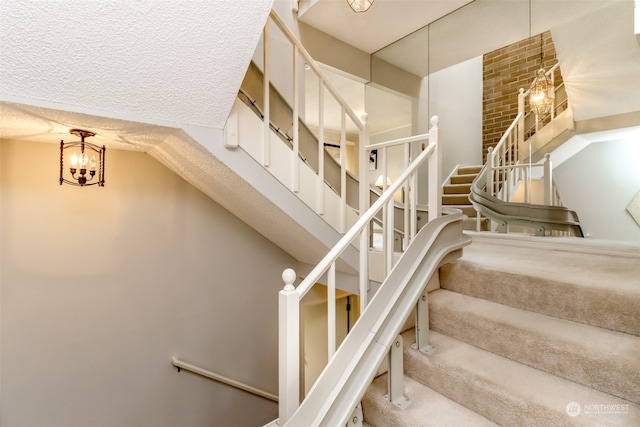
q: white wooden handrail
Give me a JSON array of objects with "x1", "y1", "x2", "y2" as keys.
[
  {"x1": 171, "y1": 357, "x2": 278, "y2": 402},
  {"x1": 278, "y1": 117, "x2": 440, "y2": 425}
]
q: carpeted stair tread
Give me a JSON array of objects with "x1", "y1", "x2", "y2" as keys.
[
  {"x1": 446, "y1": 205, "x2": 477, "y2": 217},
  {"x1": 450, "y1": 174, "x2": 476, "y2": 184},
  {"x1": 442, "y1": 194, "x2": 472, "y2": 205},
  {"x1": 457, "y1": 165, "x2": 483, "y2": 175},
  {"x1": 362, "y1": 373, "x2": 498, "y2": 427},
  {"x1": 443, "y1": 183, "x2": 472, "y2": 194},
  {"x1": 440, "y1": 239, "x2": 640, "y2": 335},
  {"x1": 429, "y1": 289, "x2": 640, "y2": 404},
  {"x1": 402, "y1": 330, "x2": 640, "y2": 427}
]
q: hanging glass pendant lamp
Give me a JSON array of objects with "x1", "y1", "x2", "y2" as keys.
[
  {"x1": 347, "y1": 0, "x2": 374, "y2": 13},
  {"x1": 529, "y1": 34, "x2": 555, "y2": 116}
]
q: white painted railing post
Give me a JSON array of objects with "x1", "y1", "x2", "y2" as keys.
[
  {"x1": 487, "y1": 147, "x2": 494, "y2": 196},
  {"x1": 403, "y1": 142, "x2": 411, "y2": 250},
  {"x1": 359, "y1": 115, "x2": 370, "y2": 313},
  {"x1": 543, "y1": 153, "x2": 552, "y2": 205},
  {"x1": 317, "y1": 80, "x2": 325, "y2": 215},
  {"x1": 518, "y1": 88, "x2": 525, "y2": 154},
  {"x1": 292, "y1": 45, "x2": 300, "y2": 193},
  {"x1": 327, "y1": 263, "x2": 336, "y2": 360},
  {"x1": 279, "y1": 269, "x2": 299, "y2": 425},
  {"x1": 262, "y1": 20, "x2": 270, "y2": 167},
  {"x1": 340, "y1": 106, "x2": 347, "y2": 233},
  {"x1": 427, "y1": 116, "x2": 441, "y2": 222}
]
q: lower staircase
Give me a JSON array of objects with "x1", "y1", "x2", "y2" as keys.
[
  {"x1": 362, "y1": 236, "x2": 640, "y2": 426},
  {"x1": 443, "y1": 166, "x2": 489, "y2": 231}
]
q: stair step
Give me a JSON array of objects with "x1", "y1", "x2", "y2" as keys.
[
  {"x1": 439, "y1": 239, "x2": 640, "y2": 336},
  {"x1": 445, "y1": 205, "x2": 477, "y2": 217},
  {"x1": 362, "y1": 374, "x2": 498, "y2": 426},
  {"x1": 442, "y1": 194, "x2": 471, "y2": 205},
  {"x1": 429, "y1": 289, "x2": 640, "y2": 404},
  {"x1": 450, "y1": 174, "x2": 476, "y2": 184},
  {"x1": 443, "y1": 183, "x2": 472, "y2": 194},
  {"x1": 462, "y1": 217, "x2": 490, "y2": 231},
  {"x1": 457, "y1": 165, "x2": 483, "y2": 175},
  {"x1": 402, "y1": 331, "x2": 640, "y2": 427}
]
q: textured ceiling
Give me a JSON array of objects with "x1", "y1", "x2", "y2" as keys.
[{"x1": 0, "y1": 0, "x2": 272, "y2": 130}]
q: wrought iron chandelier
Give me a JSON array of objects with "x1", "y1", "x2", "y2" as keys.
[
  {"x1": 59, "y1": 129, "x2": 106, "y2": 187},
  {"x1": 347, "y1": 0, "x2": 374, "y2": 13}
]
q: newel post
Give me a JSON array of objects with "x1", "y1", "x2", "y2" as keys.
[
  {"x1": 279, "y1": 268, "x2": 299, "y2": 424},
  {"x1": 427, "y1": 116, "x2": 441, "y2": 222}
]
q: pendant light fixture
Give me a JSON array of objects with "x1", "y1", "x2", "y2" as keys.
[
  {"x1": 59, "y1": 129, "x2": 106, "y2": 187},
  {"x1": 528, "y1": 1, "x2": 554, "y2": 116},
  {"x1": 347, "y1": 0, "x2": 374, "y2": 13}
]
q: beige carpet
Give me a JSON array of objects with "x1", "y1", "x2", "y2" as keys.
[{"x1": 363, "y1": 235, "x2": 640, "y2": 426}]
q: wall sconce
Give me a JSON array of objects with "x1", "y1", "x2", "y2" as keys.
[
  {"x1": 59, "y1": 129, "x2": 106, "y2": 187},
  {"x1": 347, "y1": 0, "x2": 374, "y2": 13}
]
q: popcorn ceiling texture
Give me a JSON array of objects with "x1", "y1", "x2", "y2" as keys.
[{"x1": 0, "y1": 0, "x2": 273, "y2": 129}]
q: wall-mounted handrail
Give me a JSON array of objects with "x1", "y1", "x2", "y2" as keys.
[
  {"x1": 278, "y1": 117, "x2": 439, "y2": 425},
  {"x1": 171, "y1": 357, "x2": 278, "y2": 402}
]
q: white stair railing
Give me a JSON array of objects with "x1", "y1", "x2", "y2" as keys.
[
  {"x1": 278, "y1": 117, "x2": 440, "y2": 425},
  {"x1": 486, "y1": 63, "x2": 566, "y2": 206},
  {"x1": 261, "y1": 10, "x2": 368, "y2": 232}
]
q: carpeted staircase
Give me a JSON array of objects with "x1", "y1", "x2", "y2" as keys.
[
  {"x1": 362, "y1": 236, "x2": 640, "y2": 426},
  {"x1": 443, "y1": 166, "x2": 489, "y2": 231}
]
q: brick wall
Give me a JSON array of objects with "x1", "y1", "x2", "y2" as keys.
[{"x1": 482, "y1": 31, "x2": 561, "y2": 161}]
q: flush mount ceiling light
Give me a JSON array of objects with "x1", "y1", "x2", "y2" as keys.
[
  {"x1": 59, "y1": 129, "x2": 106, "y2": 187},
  {"x1": 347, "y1": 0, "x2": 374, "y2": 13}
]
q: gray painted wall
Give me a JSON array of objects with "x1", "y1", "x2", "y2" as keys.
[
  {"x1": 429, "y1": 56, "x2": 484, "y2": 176},
  {"x1": 554, "y1": 138, "x2": 640, "y2": 242},
  {"x1": 0, "y1": 139, "x2": 294, "y2": 426}
]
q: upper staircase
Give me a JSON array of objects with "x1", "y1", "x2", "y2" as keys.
[
  {"x1": 362, "y1": 236, "x2": 640, "y2": 426},
  {"x1": 442, "y1": 165, "x2": 488, "y2": 231},
  {"x1": 469, "y1": 64, "x2": 585, "y2": 237}
]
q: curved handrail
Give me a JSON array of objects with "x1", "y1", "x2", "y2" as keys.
[
  {"x1": 470, "y1": 166, "x2": 583, "y2": 236},
  {"x1": 282, "y1": 211, "x2": 470, "y2": 426},
  {"x1": 475, "y1": 71, "x2": 584, "y2": 237}
]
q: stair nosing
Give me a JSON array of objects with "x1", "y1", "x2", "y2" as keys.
[
  {"x1": 402, "y1": 330, "x2": 640, "y2": 427},
  {"x1": 429, "y1": 288, "x2": 640, "y2": 403}
]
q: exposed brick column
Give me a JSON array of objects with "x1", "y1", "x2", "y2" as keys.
[{"x1": 482, "y1": 31, "x2": 561, "y2": 162}]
